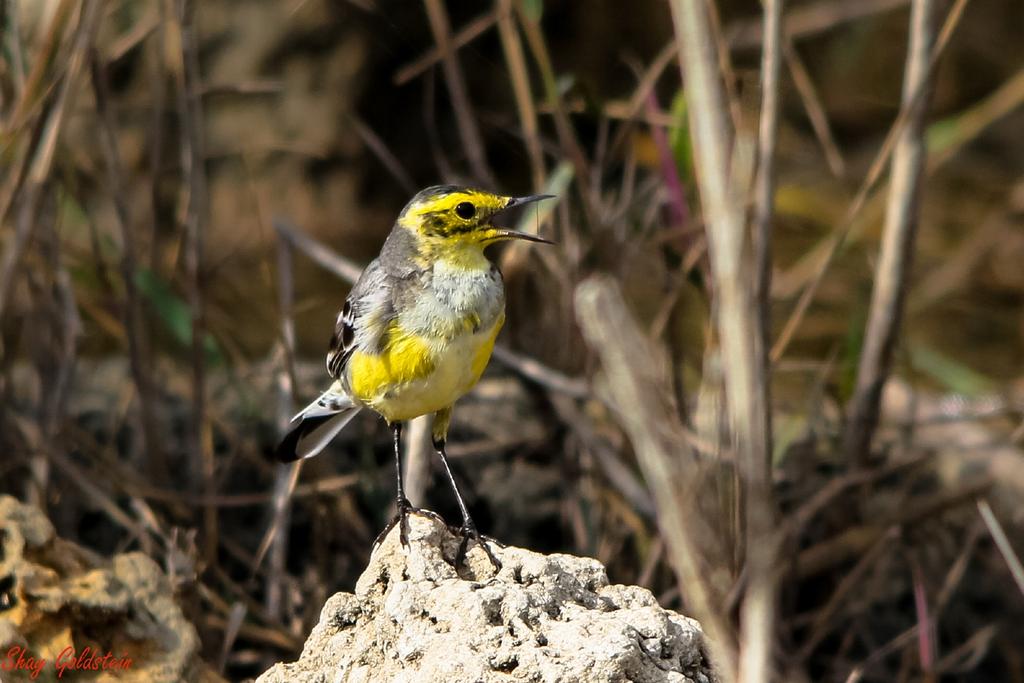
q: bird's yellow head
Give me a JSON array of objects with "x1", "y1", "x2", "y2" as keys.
[{"x1": 397, "y1": 185, "x2": 553, "y2": 249}]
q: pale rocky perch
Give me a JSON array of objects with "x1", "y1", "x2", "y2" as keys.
[{"x1": 258, "y1": 512, "x2": 713, "y2": 683}]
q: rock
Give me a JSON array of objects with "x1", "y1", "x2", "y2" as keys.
[
  {"x1": 0, "y1": 495, "x2": 217, "y2": 682},
  {"x1": 258, "y1": 512, "x2": 712, "y2": 683}
]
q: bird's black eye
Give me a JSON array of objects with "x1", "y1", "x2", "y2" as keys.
[{"x1": 455, "y1": 202, "x2": 476, "y2": 219}]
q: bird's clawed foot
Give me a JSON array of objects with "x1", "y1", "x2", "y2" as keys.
[
  {"x1": 456, "y1": 518, "x2": 502, "y2": 571},
  {"x1": 375, "y1": 496, "x2": 418, "y2": 550}
]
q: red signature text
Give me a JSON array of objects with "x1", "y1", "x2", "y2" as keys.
[{"x1": 2, "y1": 645, "x2": 133, "y2": 679}]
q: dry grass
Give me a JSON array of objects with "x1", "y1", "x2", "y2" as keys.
[{"x1": 2, "y1": 1, "x2": 1024, "y2": 681}]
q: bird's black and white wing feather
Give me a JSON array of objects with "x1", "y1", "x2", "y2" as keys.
[
  {"x1": 326, "y1": 258, "x2": 395, "y2": 380},
  {"x1": 275, "y1": 228, "x2": 420, "y2": 463},
  {"x1": 276, "y1": 258, "x2": 393, "y2": 462}
]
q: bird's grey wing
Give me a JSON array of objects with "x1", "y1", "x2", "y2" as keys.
[{"x1": 326, "y1": 258, "x2": 395, "y2": 379}]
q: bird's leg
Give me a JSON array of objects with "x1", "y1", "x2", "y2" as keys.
[
  {"x1": 432, "y1": 415, "x2": 501, "y2": 570},
  {"x1": 376, "y1": 421, "x2": 415, "y2": 549}
]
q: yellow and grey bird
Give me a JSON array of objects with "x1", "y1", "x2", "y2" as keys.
[{"x1": 275, "y1": 185, "x2": 553, "y2": 565}]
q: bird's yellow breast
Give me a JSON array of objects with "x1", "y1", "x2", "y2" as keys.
[{"x1": 348, "y1": 312, "x2": 504, "y2": 422}]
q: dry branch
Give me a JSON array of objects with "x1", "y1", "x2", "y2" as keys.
[
  {"x1": 497, "y1": 0, "x2": 545, "y2": 190},
  {"x1": 266, "y1": 235, "x2": 298, "y2": 622},
  {"x1": 90, "y1": 49, "x2": 163, "y2": 479},
  {"x1": 175, "y1": 0, "x2": 216, "y2": 564},
  {"x1": 273, "y1": 218, "x2": 362, "y2": 285},
  {"x1": 668, "y1": 0, "x2": 779, "y2": 680},
  {"x1": 728, "y1": 0, "x2": 910, "y2": 49},
  {"x1": 843, "y1": 0, "x2": 936, "y2": 464},
  {"x1": 422, "y1": 0, "x2": 495, "y2": 185},
  {"x1": 770, "y1": 0, "x2": 967, "y2": 362},
  {"x1": 393, "y1": 7, "x2": 499, "y2": 85},
  {"x1": 753, "y1": 0, "x2": 783, "y2": 454},
  {"x1": 575, "y1": 275, "x2": 737, "y2": 680}
]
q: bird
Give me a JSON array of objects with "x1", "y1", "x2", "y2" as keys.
[{"x1": 275, "y1": 185, "x2": 554, "y2": 567}]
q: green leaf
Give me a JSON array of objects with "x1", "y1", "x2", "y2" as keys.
[
  {"x1": 667, "y1": 91, "x2": 693, "y2": 181},
  {"x1": 839, "y1": 303, "x2": 867, "y2": 403},
  {"x1": 908, "y1": 343, "x2": 994, "y2": 396},
  {"x1": 926, "y1": 116, "x2": 960, "y2": 155},
  {"x1": 135, "y1": 268, "x2": 223, "y2": 364}
]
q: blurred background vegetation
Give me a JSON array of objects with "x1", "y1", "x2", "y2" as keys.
[{"x1": 2, "y1": 0, "x2": 1023, "y2": 680}]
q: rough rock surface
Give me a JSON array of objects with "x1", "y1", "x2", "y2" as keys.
[
  {"x1": 0, "y1": 495, "x2": 213, "y2": 682},
  {"x1": 258, "y1": 512, "x2": 712, "y2": 683}
]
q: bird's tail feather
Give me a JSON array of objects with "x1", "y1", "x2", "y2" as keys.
[{"x1": 275, "y1": 392, "x2": 360, "y2": 463}]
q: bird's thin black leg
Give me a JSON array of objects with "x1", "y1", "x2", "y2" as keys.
[
  {"x1": 392, "y1": 421, "x2": 414, "y2": 547},
  {"x1": 434, "y1": 437, "x2": 501, "y2": 570},
  {"x1": 374, "y1": 421, "x2": 415, "y2": 550}
]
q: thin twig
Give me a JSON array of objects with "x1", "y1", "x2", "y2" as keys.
[
  {"x1": 107, "y1": 7, "x2": 159, "y2": 61},
  {"x1": 728, "y1": 0, "x2": 910, "y2": 49},
  {"x1": 266, "y1": 233, "x2": 298, "y2": 622},
  {"x1": 273, "y1": 217, "x2": 363, "y2": 284},
  {"x1": 393, "y1": 7, "x2": 499, "y2": 85},
  {"x1": 216, "y1": 602, "x2": 248, "y2": 674},
  {"x1": 606, "y1": 39, "x2": 679, "y2": 162},
  {"x1": 351, "y1": 115, "x2": 417, "y2": 195},
  {"x1": 928, "y1": 65, "x2": 1024, "y2": 168},
  {"x1": 702, "y1": 0, "x2": 744, "y2": 136},
  {"x1": 90, "y1": 48, "x2": 164, "y2": 479},
  {"x1": 769, "y1": 0, "x2": 968, "y2": 363},
  {"x1": 146, "y1": 0, "x2": 167, "y2": 270},
  {"x1": 781, "y1": 37, "x2": 846, "y2": 177},
  {"x1": 797, "y1": 527, "x2": 898, "y2": 661},
  {"x1": 753, "y1": 0, "x2": 783, "y2": 467},
  {"x1": 933, "y1": 624, "x2": 998, "y2": 676},
  {"x1": 516, "y1": 5, "x2": 598, "y2": 228},
  {"x1": 843, "y1": 523, "x2": 982, "y2": 681},
  {"x1": 910, "y1": 555, "x2": 936, "y2": 676},
  {"x1": 403, "y1": 415, "x2": 432, "y2": 508},
  {"x1": 252, "y1": 460, "x2": 302, "y2": 581},
  {"x1": 550, "y1": 393, "x2": 657, "y2": 519},
  {"x1": 7, "y1": 0, "x2": 101, "y2": 507},
  {"x1": 0, "y1": 0, "x2": 93, "y2": 314},
  {"x1": 843, "y1": 0, "x2": 936, "y2": 465},
  {"x1": 2, "y1": 0, "x2": 27, "y2": 99},
  {"x1": 497, "y1": 0, "x2": 545, "y2": 190},
  {"x1": 978, "y1": 499, "x2": 1024, "y2": 599},
  {"x1": 48, "y1": 449, "x2": 159, "y2": 550},
  {"x1": 176, "y1": 0, "x2": 216, "y2": 564},
  {"x1": 491, "y1": 345, "x2": 589, "y2": 398},
  {"x1": 422, "y1": 0, "x2": 495, "y2": 185},
  {"x1": 422, "y1": 69, "x2": 457, "y2": 181}
]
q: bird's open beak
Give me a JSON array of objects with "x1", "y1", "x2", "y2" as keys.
[
  {"x1": 491, "y1": 194, "x2": 556, "y2": 244},
  {"x1": 492, "y1": 229, "x2": 553, "y2": 244}
]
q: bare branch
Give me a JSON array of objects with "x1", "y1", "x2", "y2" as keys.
[
  {"x1": 393, "y1": 8, "x2": 499, "y2": 86},
  {"x1": 668, "y1": 0, "x2": 778, "y2": 679},
  {"x1": 575, "y1": 276, "x2": 737, "y2": 680},
  {"x1": 90, "y1": 49, "x2": 164, "y2": 480},
  {"x1": 746, "y1": 1, "x2": 784, "y2": 678},
  {"x1": 422, "y1": 0, "x2": 495, "y2": 185},
  {"x1": 769, "y1": 0, "x2": 968, "y2": 362},
  {"x1": 175, "y1": 0, "x2": 216, "y2": 564},
  {"x1": 843, "y1": 0, "x2": 936, "y2": 465},
  {"x1": 753, "y1": 0, "x2": 782, "y2": 442},
  {"x1": 497, "y1": 0, "x2": 545, "y2": 190},
  {"x1": 272, "y1": 217, "x2": 363, "y2": 285}
]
